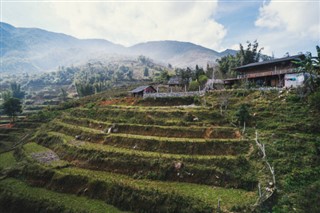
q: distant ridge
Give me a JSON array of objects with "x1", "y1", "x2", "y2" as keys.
[{"x1": 0, "y1": 22, "x2": 237, "y2": 73}]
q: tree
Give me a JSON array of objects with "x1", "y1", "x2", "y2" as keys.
[
  {"x1": 216, "y1": 40, "x2": 264, "y2": 78},
  {"x1": 216, "y1": 54, "x2": 238, "y2": 78},
  {"x1": 195, "y1": 65, "x2": 205, "y2": 80},
  {"x1": 60, "y1": 88, "x2": 68, "y2": 102},
  {"x1": 10, "y1": 82, "x2": 25, "y2": 99},
  {"x1": 144, "y1": 67, "x2": 149, "y2": 77},
  {"x1": 235, "y1": 104, "x2": 250, "y2": 132},
  {"x1": 2, "y1": 98, "x2": 22, "y2": 122},
  {"x1": 175, "y1": 68, "x2": 192, "y2": 86},
  {"x1": 218, "y1": 93, "x2": 231, "y2": 115},
  {"x1": 189, "y1": 80, "x2": 200, "y2": 91},
  {"x1": 238, "y1": 40, "x2": 262, "y2": 66},
  {"x1": 294, "y1": 46, "x2": 320, "y2": 93},
  {"x1": 198, "y1": 75, "x2": 208, "y2": 87},
  {"x1": 75, "y1": 83, "x2": 94, "y2": 97},
  {"x1": 1, "y1": 91, "x2": 12, "y2": 102}
]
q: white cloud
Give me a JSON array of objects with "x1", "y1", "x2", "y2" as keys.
[
  {"x1": 48, "y1": 2, "x2": 226, "y2": 49},
  {"x1": 255, "y1": 0, "x2": 320, "y2": 39}
]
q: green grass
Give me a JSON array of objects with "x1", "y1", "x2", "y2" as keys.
[
  {"x1": 47, "y1": 131, "x2": 237, "y2": 161},
  {"x1": 68, "y1": 106, "x2": 227, "y2": 126},
  {"x1": 0, "y1": 151, "x2": 17, "y2": 169},
  {"x1": 107, "y1": 133, "x2": 243, "y2": 143},
  {"x1": 22, "y1": 142, "x2": 69, "y2": 168},
  {"x1": 23, "y1": 142, "x2": 51, "y2": 154},
  {"x1": 61, "y1": 166, "x2": 256, "y2": 211},
  {"x1": 0, "y1": 178, "x2": 126, "y2": 213},
  {"x1": 35, "y1": 131, "x2": 257, "y2": 189},
  {"x1": 60, "y1": 114, "x2": 239, "y2": 139}
]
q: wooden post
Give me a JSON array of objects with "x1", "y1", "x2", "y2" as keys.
[
  {"x1": 258, "y1": 183, "x2": 262, "y2": 198},
  {"x1": 217, "y1": 197, "x2": 221, "y2": 213}
]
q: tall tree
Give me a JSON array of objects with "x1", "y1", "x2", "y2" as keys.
[
  {"x1": 237, "y1": 40, "x2": 263, "y2": 66},
  {"x1": 216, "y1": 40, "x2": 264, "y2": 78},
  {"x1": 294, "y1": 45, "x2": 320, "y2": 92},
  {"x1": 10, "y1": 82, "x2": 25, "y2": 99},
  {"x1": 144, "y1": 67, "x2": 149, "y2": 77},
  {"x1": 2, "y1": 98, "x2": 22, "y2": 122}
]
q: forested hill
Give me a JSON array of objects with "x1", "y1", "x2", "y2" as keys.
[{"x1": 0, "y1": 22, "x2": 236, "y2": 73}]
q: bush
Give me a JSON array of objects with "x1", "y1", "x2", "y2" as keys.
[
  {"x1": 309, "y1": 89, "x2": 320, "y2": 111},
  {"x1": 189, "y1": 80, "x2": 200, "y2": 91}
]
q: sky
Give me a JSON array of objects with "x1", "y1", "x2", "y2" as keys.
[{"x1": 1, "y1": 0, "x2": 319, "y2": 57}]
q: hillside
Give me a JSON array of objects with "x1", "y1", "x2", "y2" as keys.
[
  {"x1": 0, "y1": 89, "x2": 318, "y2": 212},
  {"x1": 0, "y1": 22, "x2": 235, "y2": 73},
  {"x1": 129, "y1": 40, "x2": 223, "y2": 68},
  {"x1": 0, "y1": 22, "x2": 126, "y2": 73}
]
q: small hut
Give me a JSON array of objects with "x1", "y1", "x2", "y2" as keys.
[
  {"x1": 130, "y1": 85, "x2": 156, "y2": 97},
  {"x1": 168, "y1": 76, "x2": 183, "y2": 87}
]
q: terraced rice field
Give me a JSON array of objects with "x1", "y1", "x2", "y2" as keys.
[{"x1": 0, "y1": 102, "x2": 261, "y2": 212}]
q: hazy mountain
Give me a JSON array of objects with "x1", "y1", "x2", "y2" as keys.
[
  {"x1": 219, "y1": 49, "x2": 238, "y2": 57},
  {"x1": 129, "y1": 40, "x2": 224, "y2": 69},
  {"x1": 0, "y1": 22, "x2": 236, "y2": 73},
  {"x1": 0, "y1": 22, "x2": 126, "y2": 73}
]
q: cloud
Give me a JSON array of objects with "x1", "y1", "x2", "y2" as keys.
[
  {"x1": 49, "y1": 2, "x2": 226, "y2": 49},
  {"x1": 255, "y1": 0, "x2": 320, "y2": 39}
]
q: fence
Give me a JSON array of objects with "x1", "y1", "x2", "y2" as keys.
[{"x1": 143, "y1": 91, "x2": 205, "y2": 99}]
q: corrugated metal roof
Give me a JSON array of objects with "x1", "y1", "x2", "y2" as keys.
[
  {"x1": 130, "y1": 86, "x2": 150, "y2": 93},
  {"x1": 236, "y1": 54, "x2": 304, "y2": 70}
]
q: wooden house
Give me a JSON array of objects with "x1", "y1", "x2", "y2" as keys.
[
  {"x1": 168, "y1": 76, "x2": 183, "y2": 87},
  {"x1": 225, "y1": 54, "x2": 305, "y2": 87},
  {"x1": 130, "y1": 85, "x2": 156, "y2": 97}
]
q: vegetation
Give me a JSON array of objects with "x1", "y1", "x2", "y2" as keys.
[
  {"x1": 1, "y1": 97, "x2": 22, "y2": 122},
  {"x1": 0, "y1": 178, "x2": 125, "y2": 213},
  {"x1": 10, "y1": 82, "x2": 25, "y2": 99},
  {"x1": 0, "y1": 84, "x2": 319, "y2": 212},
  {"x1": 216, "y1": 40, "x2": 264, "y2": 78},
  {"x1": 293, "y1": 45, "x2": 320, "y2": 93}
]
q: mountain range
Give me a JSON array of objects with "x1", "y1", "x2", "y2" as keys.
[{"x1": 0, "y1": 22, "x2": 236, "y2": 74}]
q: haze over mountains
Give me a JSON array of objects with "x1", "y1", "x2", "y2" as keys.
[{"x1": 0, "y1": 22, "x2": 236, "y2": 74}]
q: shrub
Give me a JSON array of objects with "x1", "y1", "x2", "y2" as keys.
[
  {"x1": 309, "y1": 89, "x2": 320, "y2": 111},
  {"x1": 189, "y1": 80, "x2": 200, "y2": 91}
]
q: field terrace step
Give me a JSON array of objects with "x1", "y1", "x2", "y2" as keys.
[
  {"x1": 12, "y1": 163, "x2": 257, "y2": 213},
  {"x1": 104, "y1": 133, "x2": 250, "y2": 156},
  {"x1": 34, "y1": 132, "x2": 257, "y2": 190},
  {"x1": 45, "y1": 120, "x2": 250, "y2": 156},
  {"x1": 68, "y1": 107, "x2": 228, "y2": 126},
  {"x1": 0, "y1": 178, "x2": 127, "y2": 213},
  {"x1": 48, "y1": 120, "x2": 106, "y2": 143},
  {"x1": 60, "y1": 116, "x2": 241, "y2": 139}
]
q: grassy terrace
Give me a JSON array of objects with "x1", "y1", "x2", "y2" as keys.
[
  {"x1": 14, "y1": 162, "x2": 256, "y2": 212},
  {"x1": 0, "y1": 178, "x2": 127, "y2": 213},
  {"x1": 60, "y1": 115, "x2": 239, "y2": 139},
  {"x1": 45, "y1": 131, "x2": 239, "y2": 161},
  {"x1": 104, "y1": 133, "x2": 250, "y2": 155},
  {"x1": 20, "y1": 142, "x2": 69, "y2": 168},
  {"x1": 0, "y1": 151, "x2": 16, "y2": 169},
  {"x1": 33, "y1": 132, "x2": 257, "y2": 189},
  {"x1": 68, "y1": 107, "x2": 228, "y2": 126},
  {"x1": 47, "y1": 120, "x2": 249, "y2": 155},
  {"x1": 60, "y1": 166, "x2": 257, "y2": 211},
  {"x1": 47, "y1": 120, "x2": 105, "y2": 142}
]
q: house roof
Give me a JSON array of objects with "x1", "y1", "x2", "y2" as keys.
[
  {"x1": 168, "y1": 76, "x2": 182, "y2": 85},
  {"x1": 130, "y1": 85, "x2": 153, "y2": 93},
  {"x1": 236, "y1": 54, "x2": 305, "y2": 71}
]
